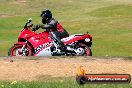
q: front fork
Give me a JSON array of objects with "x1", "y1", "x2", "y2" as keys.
[
  {"x1": 18, "y1": 41, "x2": 28, "y2": 56},
  {"x1": 21, "y1": 41, "x2": 28, "y2": 50}
]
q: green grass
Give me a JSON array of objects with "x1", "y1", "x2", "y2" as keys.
[
  {"x1": 0, "y1": 0, "x2": 132, "y2": 56},
  {"x1": 0, "y1": 78, "x2": 132, "y2": 88}
]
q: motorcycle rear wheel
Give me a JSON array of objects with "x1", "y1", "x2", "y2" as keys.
[
  {"x1": 78, "y1": 43, "x2": 92, "y2": 56},
  {"x1": 8, "y1": 45, "x2": 33, "y2": 56}
]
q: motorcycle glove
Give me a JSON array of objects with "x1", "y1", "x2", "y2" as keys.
[{"x1": 35, "y1": 25, "x2": 41, "y2": 30}]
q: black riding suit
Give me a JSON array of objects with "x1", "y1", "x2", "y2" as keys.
[{"x1": 40, "y1": 18, "x2": 69, "y2": 47}]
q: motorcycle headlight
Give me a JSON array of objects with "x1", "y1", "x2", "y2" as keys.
[{"x1": 85, "y1": 38, "x2": 90, "y2": 42}]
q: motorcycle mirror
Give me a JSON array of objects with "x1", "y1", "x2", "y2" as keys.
[
  {"x1": 24, "y1": 18, "x2": 32, "y2": 29},
  {"x1": 27, "y1": 18, "x2": 32, "y2": 23}
]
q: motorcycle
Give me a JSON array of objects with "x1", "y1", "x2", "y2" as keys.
[{"x1": 8, "y1": 18, "x2": 92, "y2": 56}]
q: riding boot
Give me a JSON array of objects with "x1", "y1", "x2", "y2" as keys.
[{"x1": 57, "y1": 40, "x2": 66, "y2": 52}]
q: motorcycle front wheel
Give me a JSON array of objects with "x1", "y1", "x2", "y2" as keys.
[{"x1": 8, "y1": 45, "x2": 33, "y2": 56}]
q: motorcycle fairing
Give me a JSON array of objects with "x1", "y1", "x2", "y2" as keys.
[
  {"x1": 27, "y1": 31, "x2": 51, "y2": 48},
  {"x1": 18, "y1": 29, "x2": 37, "y2": 41},
  {"x1": 34, "y1": 46, "x2": 52, "y2": 56},
  {"x1": 33, "y1": 41, "x2": 54, "y2": 56},
  {"x1": 61, "y1": 34, "x2": 92, "y2": 44}
]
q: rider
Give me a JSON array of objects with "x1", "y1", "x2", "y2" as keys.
[{"x1": 35, "y1": 10, "x2": 69, "y2": 51}]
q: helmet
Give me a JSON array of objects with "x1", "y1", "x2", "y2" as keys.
[{"x1": 41, "y1": 10, "x2": 52, "y2": 24}]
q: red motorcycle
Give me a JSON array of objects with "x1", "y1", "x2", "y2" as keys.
[{"x1": 8, "y1": 18, "x2": 92, "y2": 56}]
